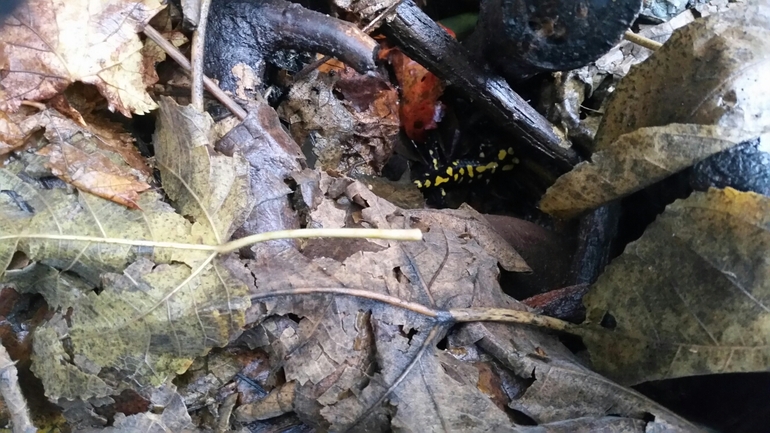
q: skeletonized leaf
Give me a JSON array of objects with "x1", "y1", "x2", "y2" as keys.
[
  {"x1": 540, "y1": 2, "x2": 770, "y2": 218},
  {"x1": 581, "y1": 188, "x2": 770, "y2": 385},
  {"x1": 0, "y1": 0, "x2": 163, "y2": 115}
]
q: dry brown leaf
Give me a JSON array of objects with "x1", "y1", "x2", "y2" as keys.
[
  {"x1": 403, "y1": 204, "x2": 531, "y2": 273},
  {"x1": 39, "y1": 137, "x2": 150, "y2": 209},
  {"x1": 0, "y1": 108, "x2": 34, "y2": 156},
  {"x1": 540, "y1": 2, "x2": 770, "y2": 218},
  {"x1": 233, "y1": 186, "x2": 695, "y2": 432},
  {"x1": 581, "y1": 188, "x2": 770, "y2": 385},
  {"x1": 280, "y1": 68, "x2": 399, "y2": 176},
  {"x1": 0, "y1": 0, "x2": 164, "y2": 116}
]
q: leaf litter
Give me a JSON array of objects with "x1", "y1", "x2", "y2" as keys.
[
  {"x1": 1, "y1": 0, "x2": 767, "y2": 431},
  {"x1": 540, "y1": 2, "x2": 770, "y2": 218}
]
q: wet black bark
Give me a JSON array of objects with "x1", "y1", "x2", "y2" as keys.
[
  {"x1": 475, "y1": 0, "x2": 642, "y2": 79},
  {"x1": 386, "y1": 0, "x2": 579, "y2": 172},
  {"x1": 205, "y1": 0, "x2": 378, "y2": 92}
]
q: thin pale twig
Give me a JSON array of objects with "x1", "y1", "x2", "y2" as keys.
[
  {"x1": 191, "y1": 0, "x2": 214, "y2": 110},
  {"x1": 143, "y1": 25, "x2": 248, "y2": 120},
  {"x1": 623, "y1": 30, "x2": 663, "y2": 51}
]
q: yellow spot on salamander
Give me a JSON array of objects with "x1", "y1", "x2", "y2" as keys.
[
  {"x1": 446, "y1": 167, "x2": 453, "y2": 176},
  {"x1": 459, "y1": 168, "x2": 465, "y2": 175},
  {"x1": 441, "y1": 189, "x2": 447, "y2": 196},
  {"x1": 502, "y1": 164, "x2": 515, "y2": 171},
  {"x1": 432, "y1": 158, "x2": 439, "y2": 170},
  {"x1": 453, "y1": 174, "x2": 459, "y2": 181},
  {"x1": 476, "y1": 162, "x2": 498, "y2": 173},
  {"x1": 425, "y1": 179, "x2": 432, "y2": 188},
  {"x1": 497, "y1": 149, "x2": 507, "y2": 160},
  {"x1": 467, "y1": 165, "x2": 474, "y2": 178},
  {"x1": 415, "y1": 180, "x2": 423, "y2": 188},
  {"x1": 508, "y1": 147, "x2": 514, "y2": 155},
  {"x1": 435, "y1": 176, "x2": 449, "y2": 186}
]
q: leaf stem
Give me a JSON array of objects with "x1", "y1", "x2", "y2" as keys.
[
  {"x1": 0, "y1": 228, "x2": 423, "y2": 253},
  {"x1": 623, "y1": 30, "x2": 663, "y2": 51},
  {"x1": 250, "y1": 287, "x2": 577, "y2": 334}
]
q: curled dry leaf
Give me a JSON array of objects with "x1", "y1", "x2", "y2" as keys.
[
  {"x1": 39, "y1": 137, "x2": 150, "y2": 210},
  {"x1": 540, "y1": 2, "x2": 770, "y2": 218},
  {"x1": 6, "y1": 106, "x2": 152, "y2": 208},
  {"x1": 0, "y1": 0, "x2": 164, "y2": 116},
  {"x1": 581, "y1": 188, "x2": 770, "y2": 385}
]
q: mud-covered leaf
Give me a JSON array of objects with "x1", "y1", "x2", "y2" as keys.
[
  {"x1": 540, "y1": 2, "x2": 770, "y2": 218},
  {"x1": 0, "y1": 0, "x2": 164, "y2": 116},
  {"x1": 581, "y1": 188, "x2": 770, "y2": 385},
  {"x1": 154, "y1": 97, "x2": 253, "y2": 243}
]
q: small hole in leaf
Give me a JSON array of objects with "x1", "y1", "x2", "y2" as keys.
[
  {"x1": 600, "y1": 312, "x2": 617, "y2": 329},
  {"x1": 436, "y1": 335, "x2": 448, "y2": 350},
  {"x1": 399, "y1": 325, "x2": 418, "y2": 343}
]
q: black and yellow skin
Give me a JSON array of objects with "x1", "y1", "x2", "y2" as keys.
[{"x1": 412, "y1": 142, "x2": 519, "y2": 204}]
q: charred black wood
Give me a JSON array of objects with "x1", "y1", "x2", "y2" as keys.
[
  {"x1": 205, "y1": 0, "x2": 378, "y2": 92},
  {"x1": 690, "y1": 137, "x2": 770, "y2": 197},
  {"x1": 474, "y1": 0, "x2": 642, "y2": 80},
  {"x1": 386, "y1": 0, "x2": 579, "y2": 172},
  {"x1": 569, "y1": 203, "x2": 619, "y2": 286}
]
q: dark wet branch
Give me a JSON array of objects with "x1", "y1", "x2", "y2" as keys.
[
  {"x1": 205, "y1": 0, "x2": 378, "y2": 92},
  {"x1": 385, "y1": 0, "x2": 579, "y2": 171}
]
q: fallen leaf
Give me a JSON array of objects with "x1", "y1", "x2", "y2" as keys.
[
  {"x1": 0, "y1": 108, "x2": 34, "y2": 156},
  {"x1": 540, "y1": 3, "x2": 770, "y2": 218},
  {"x1": 154, "y1": 97, "x2": 253, "y2": 243},
  {"x1": 0, "y1": 168, "x2": 252, "y2": 397},
  {"x1": 581, "y1": 188, "x2": 770, "y2": 385},
  {"x1": 39, "y1": 137, "x2": 150, "y2": 209},
  {"x1": 539, "y1": 124, "x2": 764, "y2": 218},
  {"x1": 280, "y1": 68, "x2": 399, "y2": 176},
  {"x1": 0, "y1": 0, "x2": 164, "y2": 116}
]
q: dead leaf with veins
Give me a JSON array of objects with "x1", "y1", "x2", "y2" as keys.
[
  {"x1": 540, "y1": 2, "x2": 770, "y2": 218},
  {"x1": 0, "y1": 0, "x2": 164, "y2": 116},
  {"x1": 580, "y1": 188, "x2": 770, "y2": 385}
]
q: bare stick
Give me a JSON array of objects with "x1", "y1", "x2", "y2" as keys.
[
  {"x1": 191, "y1": 0, "x2": 214, "y2": 110},
  {"x1": 294, "y1": 1, "x2": 402, "y2": 81},
  {"x1": 143, "y1": 25, "x2": 248, "y2": 120},
  {"x1": 0, "y1": 343, "x2": 36, "y2": 433},
  {"x1": 623, "y1": 30, "x2": 663, "y2": 51}
]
